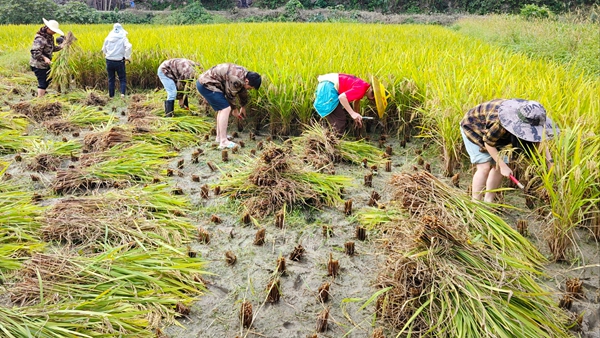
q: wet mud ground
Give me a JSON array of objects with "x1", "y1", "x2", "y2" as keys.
[
  {"x1": 161, "y1": 121, "x2": 599, "y2": 338},
  {"x1": 0, "y1": 92, "x2": 597, "y2": 337}
]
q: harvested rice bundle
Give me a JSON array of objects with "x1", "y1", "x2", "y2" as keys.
[
  {"x1": 49, "y1": 31, "x2": 78, "y2": 93},
  {"x1": 9, "y1": 247, "x2": 206, "y2": 328},
  {"x1": 292, "y1": 123, "x2": 385, "y2": 172},
  {"x1": 83, "y1": 126, "x2": 131, "y2": 152},
  {"x1": 84, "y1": 91, "x2": 108, "y2": 106},
  {"x1": 359, "y1": 172, "x2": 570, "y2": 337},
  {"x1": 220, "y1": 143, "x2": 350, "y2": 217},
  {"x1": 42, "y1": 185, "x2": 193, "y2": 249},
  {"x1": 10, "y1": 100, "x2": 62, "y2": 122},
  {"x1": 24, "y1": 139, "x2": 81, "y2": 172},
  {"x1": 52, "y1": 143, "x2": 175, "y2": 194},
  {"x1": 0, "y1": 299, "x2": 152, "y2": 337}
]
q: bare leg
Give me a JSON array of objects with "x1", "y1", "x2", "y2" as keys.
[
  {"x1": 484, "y1": 165, "x2": 504, "y2": 203},
  {"x1": 37, "y1": 88, "x2": 46, "y2": 97},
  {"x1": 216, "y1": 106, "x2": 231, "y2": 147},
  {"x1": 472, "y1": 163, "x2": 491, "y2": 201}
]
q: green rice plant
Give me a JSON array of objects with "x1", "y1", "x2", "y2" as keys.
[
  {"x1": 359, "y1": 172, "x2": 570, "y2": 337},
  {"x1": 133, "y1": 129, "x2": 199, "y2": 148},
  {"x1": 0, "y1": 299, "x2": 151, "y2": 337},
  {"x1": 49, "y1": 31, "x2": 79, "y2": 93},
  {"x1": 384, "y1": 76, "x2": 424, "y2": 139},
  {"x1": 42, "y1": 184, "x2": 196, "y2": 249},
  {"x1": 0, "y1": 243, "x2": 44, "y2": 273},
  {"x1": 0, "y1": 129, "x2": 30, "y2": 154},
  {"x1": 454, "y1": 15, "x2": 600, "y2": 77},
  {"x1": 0, "y1": 111, "x2": 28, "y2": 131},
  {"x1": 10, "y1": 246, "x2": 206, "y2": 325},
  {"x1": 156, "y1": 115, "x2": 213, "y2": 135},
  {"x1": 261, "y1": 77, "x2": 294, "y2": 135},
  {"x1": 92, "y1": 142, "x2": 176, "y2": 177},
  {"x1": 25, "y1": 139, "x2": 81, "y2": 156},
  {"x1": 52, "y1": 143, "x2": 176, "y2": 194},
  {"x1": 65, "y1": 105, "x2": 113, "y2": 126},
  {"x1": 131, "y1": 115, "x2": 212, "y2": 148},
  {"x1": 339, "y1": 139, "x2": 386, "y2": 165},
  {"x1": 0, "y1": 167, "x2": 45, "y2": 244},
  {"x1": 528, "y1": 126, "x2": 600, "y2": 262}
]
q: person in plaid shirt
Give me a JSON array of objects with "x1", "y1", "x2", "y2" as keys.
[
  {"x1": 196, "y1": 63, "x2": 261, "y2": 149},
  {"x1": 460, "y1": 99, "x2": 557, "y2": 202}
]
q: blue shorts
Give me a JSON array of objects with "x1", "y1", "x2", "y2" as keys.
[
  {"x1": 461, "y1": 128, "x2": 509, "y2": 164},
  {"x1": 196, "y1": 81, "x2": 230, "y2": 111}
]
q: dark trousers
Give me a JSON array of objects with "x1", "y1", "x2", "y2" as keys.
[
  {"x1": 31, "y1": 66, "x2": 51, "y2": 89},
  {"x1": 325, "y1": 103, "x2": 348, "y2": 134},
  {"x1": 106, "y1": 59, "x2": 126, "y2": 97}
]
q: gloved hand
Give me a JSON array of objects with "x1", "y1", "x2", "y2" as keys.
[{"x1": 56, "y1": 36, "x2": 65, "y2": 45}]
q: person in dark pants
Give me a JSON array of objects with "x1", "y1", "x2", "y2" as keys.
[
  {"x1": 29, "y1": 18, "x2": 65, "y2": 98},
  {"x1": 196, "y1": 63, "x2": 261, "y2": 149},
  {"x1": 102, "y1": 23, "x2": 132, "y2": 98}
]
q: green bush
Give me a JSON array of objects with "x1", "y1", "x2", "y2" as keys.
[
  {"x1": 99, "y1": 10, "x2": 154, "y2": 24},
  {"x1": 284, "y1": 0, "x2": 303, "y2": 18},
  {"x1": 158, "y1": 1, "x2": 214, "y2": 24},
  {"x1": 57, "y1": 2, "x2": 100, "y2": 24},
  {"x1": 520, "y1": 4, "x2": 553, "y2": 19},
  {"x1": 0, "y1": 0, "x2": 58, "y2": 24}
]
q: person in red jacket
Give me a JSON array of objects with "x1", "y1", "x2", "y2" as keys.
[{"x1": 313, "y1": 73, "x2": 374, "y2": 134}]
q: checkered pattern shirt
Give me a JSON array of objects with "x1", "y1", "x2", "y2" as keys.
[{"x1": 460, "y1": 99, "x2": 512, "y2": 152}]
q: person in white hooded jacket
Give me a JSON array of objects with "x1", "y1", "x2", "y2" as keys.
[{"x1": 102, "y1": 23, "x2": 132, "y2": 98}]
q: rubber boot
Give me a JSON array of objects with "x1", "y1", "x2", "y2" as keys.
[
  {"x1": 165, "y1": 100, "x2": 175, "y2": 117},
  {"x1": 182, "y1": 95, "x2": 189, "y2": 109}
]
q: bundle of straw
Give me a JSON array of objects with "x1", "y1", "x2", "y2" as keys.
[
  {"x1": 49, "y1": 31, "x2": 78, "y2": 93},
  {"x1": 221, "y1": 143, "x2": 351, "y2": 217},
  {"x1": 359, "y1": 172, "x2": 570, "y2": 337}
]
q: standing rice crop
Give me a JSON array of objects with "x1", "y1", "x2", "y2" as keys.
[{"x1": 528, "y1": 126, "x2": 600, "y2": 261}]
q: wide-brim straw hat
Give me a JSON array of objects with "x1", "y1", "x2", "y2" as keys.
[
  {"x1": 42, "y1": 18, "x2": 64, "y2": 36},
  {"x1": 498, "y1": 99, "x2": 557, "y2": 142}
]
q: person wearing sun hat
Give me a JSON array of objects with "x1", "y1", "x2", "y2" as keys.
[
  {"x1": 460, "y1": 99, "x2": 558, "y2": 202},
  {"x1": 29, "y1": 18, "x2": 65, "y2": 97},
  {"x1": 102, "y1": 23, "x2": 132, "y2": 99},
  {"x1": 313, "y1": 73, "x2": 375, "y2": 135}
]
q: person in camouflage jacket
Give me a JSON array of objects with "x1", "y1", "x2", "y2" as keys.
[
  {"x1": 196, "y1": 63, "x2": 261, "y2": 149},
  {"x1": 29, "y1": 18, "x2": 64, "y2": 97},
  {"x1": 157, "y1": 58, "x2": 200, "y2": 117}
]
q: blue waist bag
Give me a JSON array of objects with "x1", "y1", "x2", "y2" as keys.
[{"x1": 313, "y1": 81, "x2": 339, "y2": 118}]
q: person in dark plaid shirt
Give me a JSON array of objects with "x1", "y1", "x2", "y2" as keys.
[{"x1": 460, "y1": 99, "x2": 557, "y2": 202}]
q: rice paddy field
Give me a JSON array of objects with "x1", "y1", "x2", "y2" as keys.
[{"x1": 0, "y1": 16, "x2": 599, "y2": 338}]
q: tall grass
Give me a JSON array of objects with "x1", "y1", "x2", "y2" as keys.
[
  {"x1": 529, "y1": 126, "x2": 600, "y2": 261},
  {"x1": 454, "y1": 14, "x2": 600, "y2": 77}
]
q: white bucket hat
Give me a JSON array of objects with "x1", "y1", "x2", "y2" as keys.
[{"x1": 42, "y1": 18, "x2": 64, "y2": 36}]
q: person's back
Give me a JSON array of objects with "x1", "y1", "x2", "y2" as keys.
[{"x1": 102, "y1": 24, "x2": 131, "y2": 61}]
